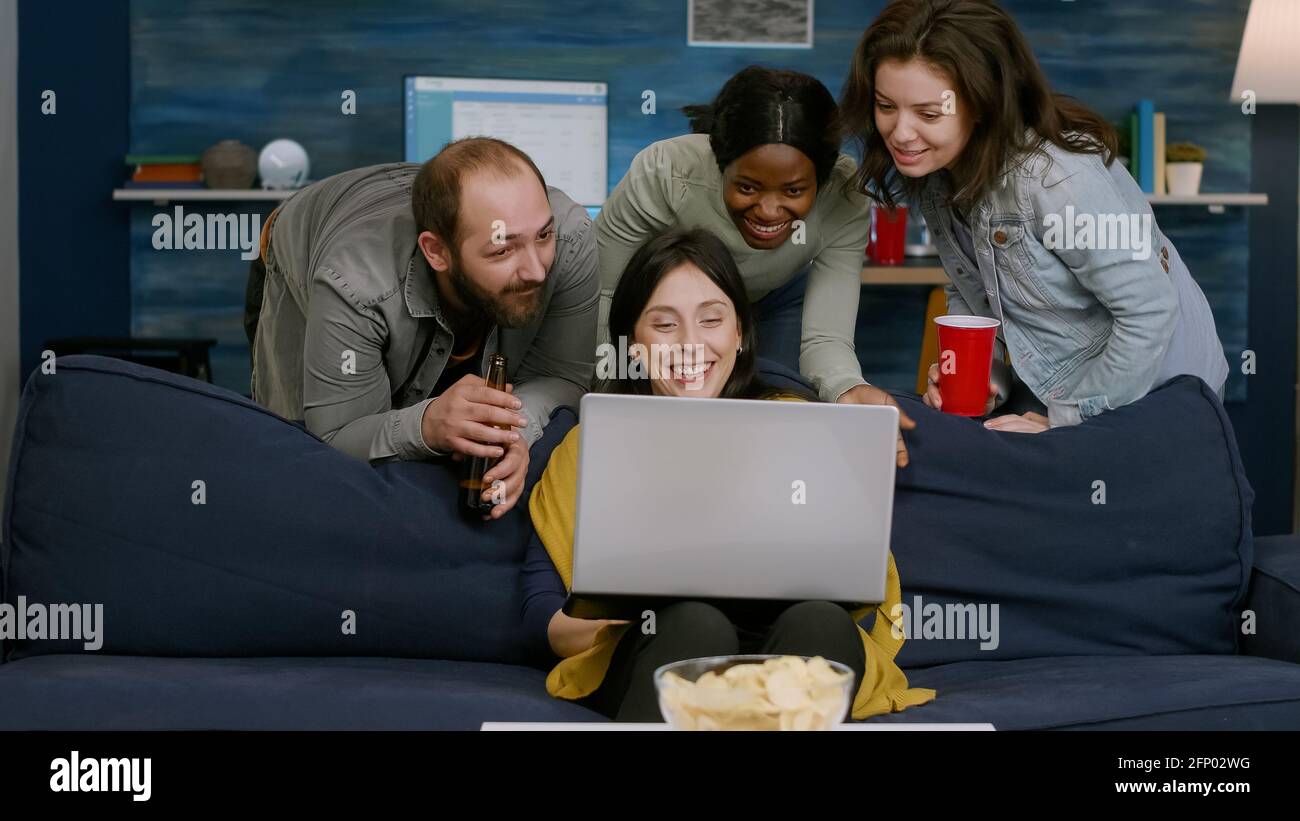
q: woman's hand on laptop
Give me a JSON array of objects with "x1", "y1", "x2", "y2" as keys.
[
  {"x1": 548, "y1": 610, "x2": 630, "y2": 658},
  {"x1": 479, "y1": 432, "x2": 529, "y2": 520},
  {"x1": 837, "y1": 384, "x2": 916, "y2": 468}
]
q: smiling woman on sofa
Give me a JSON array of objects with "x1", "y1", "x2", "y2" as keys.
[{"x1": 520, "y1": 227, "x2": 936, "y2": 722}]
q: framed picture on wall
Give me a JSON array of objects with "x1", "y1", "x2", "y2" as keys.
[{"x1": 688, "y1": 0, "x2": 814, "y2": 48}]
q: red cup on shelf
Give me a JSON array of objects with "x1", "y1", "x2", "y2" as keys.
[
  {"x1": 934, "y1": 315, "x2": 1001, "y2": 416},
  {"x1": 868, "y1": 205, "x2": 908, "y2": 265}
]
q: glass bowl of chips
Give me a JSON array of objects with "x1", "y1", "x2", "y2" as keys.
[{"x1": 654, "y1": 654, "x2": 854, "y2": 731}]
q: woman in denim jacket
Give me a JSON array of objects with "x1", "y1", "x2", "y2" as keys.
[{"x1": 840, "y1": 0, "x2": 1228, "y2": 431}]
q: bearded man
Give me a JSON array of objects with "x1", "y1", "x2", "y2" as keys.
[{"x1": 245, "y1": 137, "x2": 597, "y2": 519}]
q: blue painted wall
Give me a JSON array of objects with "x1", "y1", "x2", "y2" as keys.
[
  {"x1": 125, "y1": 0, "x2": 1253, "y2": 400},
  {"x1": 18, "y1": 1, "x2": 130, "y2": 382},
  {"x1": 18, "y1": 0, "x2": 1293, "y2": 530}
]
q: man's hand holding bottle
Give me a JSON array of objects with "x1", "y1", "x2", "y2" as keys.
[{"x1": 420, "y1": 371, "x2": 530, "y2": 520}]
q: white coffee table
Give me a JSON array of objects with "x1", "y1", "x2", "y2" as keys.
[{"x1": 481, "y1": 722, "x2": 995, "y2": 731}]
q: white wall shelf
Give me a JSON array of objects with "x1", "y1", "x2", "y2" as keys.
[
  {"x1": 1148, "y1": 193, "x2": 1268, "y2": 213},
  {"x1": 114, "y1": 189, "x2": 1269, "y2": 210},
  {"x1": 113, "y1": 188, "x2": 295, "y2": 205},
  {"x1": 1148, "y1": 193, "x2": 1268, "y2": 205}
]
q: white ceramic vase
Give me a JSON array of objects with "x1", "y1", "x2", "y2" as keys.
[{"x1": 1166, "y1": 162, "x2": 1204, "y2": 196}]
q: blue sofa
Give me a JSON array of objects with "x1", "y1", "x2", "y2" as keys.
[{"x1": 2, "y1": 355, "x2": 1298, "y2": 730}]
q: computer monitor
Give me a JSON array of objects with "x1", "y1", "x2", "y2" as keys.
[{"x1": 404, "y1": 76, "x2": 608, "y2": 207}]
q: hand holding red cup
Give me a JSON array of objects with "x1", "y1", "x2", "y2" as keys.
[{"x1": 927, "y1": 316, "x2": 1001, "y2": 416}]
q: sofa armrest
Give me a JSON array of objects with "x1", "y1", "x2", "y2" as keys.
[{"x1": 1240, "y1": 534, "x2": 1300, "y2": 663}]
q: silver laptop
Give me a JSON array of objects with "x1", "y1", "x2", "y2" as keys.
[{"x1": 564, "y1": 393, "x2": 898, "y2": 618}]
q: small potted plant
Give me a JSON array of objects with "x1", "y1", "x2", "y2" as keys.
[{"x1": 1165, "y1": 142, "x2": 1207, "y2": 196}]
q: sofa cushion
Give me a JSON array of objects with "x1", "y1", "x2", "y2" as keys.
[
  {"x1": 1242, "y1": 534, "x2": 1300, "y2": 665},
  {"x1": 0, "y1": 655, "x2": 604, "y2": 729},
  {"x1": 5, "y1": 652, "x2": 1295, "y2": 731},
  {"x1": 888, "y1": 376, "x2": 1254, "y2": 667},
  {"x1": 866, "y1": 654, "x2": 1300, "y2": 730},
  {"x1": 2, "y1": 355, "x2": 576, "y2": 664},
  {"x1": 754, "y1": 357, "x2": 814, "y2": 396}
]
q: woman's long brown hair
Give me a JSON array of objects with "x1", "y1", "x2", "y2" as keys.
[{"x1": 841, "y1": 0, "x2": 1117, "y2": 209}]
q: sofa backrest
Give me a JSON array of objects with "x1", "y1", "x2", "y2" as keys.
[
  {"x1": 3, "y1": 357, "x2": 1254, "y2": 669},
  {"x1": 888, "y1": 376, "x2": 1253, "y2": 667},
  {"x1": 2, "y1": 355, "x2": 573, "y2": 665}
]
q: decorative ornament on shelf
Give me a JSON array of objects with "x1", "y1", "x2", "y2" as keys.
[
  {"x1": 258, "y1": 139, "x2": 310, "y2": 190},
  {"x1": 200, "y1": 139, "x2": 257, "y2": 189},
  {"x1": 1114, "y1": 120, "x2": 1131, "y2": 169},
  {"x1": 1165, "y1": 142, "x2": 1207, "y2": 196}
]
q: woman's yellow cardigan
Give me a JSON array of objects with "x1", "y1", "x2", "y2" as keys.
[{"x1": 527, "y1": 396, "x2": 937, "y2": 720}]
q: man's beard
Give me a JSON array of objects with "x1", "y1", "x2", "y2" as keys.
[{"x1": 447, "y1": 262, "x2": 545, "y2": 329}]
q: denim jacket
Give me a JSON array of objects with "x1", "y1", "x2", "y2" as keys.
[{"x1": 918, "y1": 138, "x2": 1228, "y2": 426}]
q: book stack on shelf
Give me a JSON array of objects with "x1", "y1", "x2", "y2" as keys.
[
  {"x1": 123, "y1": 155, "x2": 204, "y2": 190},
  {"x1": 1126, "y1": 100, "x2": 1168, "y2": 195}
]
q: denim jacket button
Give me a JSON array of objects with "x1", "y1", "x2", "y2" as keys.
[{"x1": 993, "y1": 229, "x2": 1009, "y2": 245}]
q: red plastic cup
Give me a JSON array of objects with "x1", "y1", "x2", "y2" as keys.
[
  {"x1": 934, "y1": 315, "x2": 1001, "y2": 416},
  {"x1": 868, "y1": 205, "x2": 908, "y2": 265}
]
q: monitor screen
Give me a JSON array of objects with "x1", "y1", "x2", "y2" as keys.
[{"x1": 404, "y1": 76, "x2": 608, "y2": 207}]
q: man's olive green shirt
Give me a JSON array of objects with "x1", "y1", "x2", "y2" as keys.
[{"x1": 251, "y1": 163, "x2": 598, "y2": 462}]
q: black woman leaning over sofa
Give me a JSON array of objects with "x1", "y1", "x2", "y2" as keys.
[
  {"x1": 520, "y1": 227, "x2": 936, "y2": 722},
  {"x1": 595, "y1": 65, "x2": 916, "y2": 466}
]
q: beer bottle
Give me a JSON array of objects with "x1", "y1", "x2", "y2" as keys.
[{"x1": 461, "y1": 353, "x2": 509, "y2": 516}]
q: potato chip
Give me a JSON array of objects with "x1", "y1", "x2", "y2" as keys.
[
  {"x1": 657, "y1": 655, "x2": 852, "y2": 731},
  {"x1": 768, "y1": 670, "x2": 815, "y2": 710}
]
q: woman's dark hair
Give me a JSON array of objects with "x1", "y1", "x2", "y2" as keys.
[
  {"x1": 600, "y1": 227, "x2": 814, "y2": 401},
  {"x1": 683, "y1": 66, "x2": 844, "y2": 191},
  {"x1": 840, "y1": 0, "x2": 1117, "y2": 209}
]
